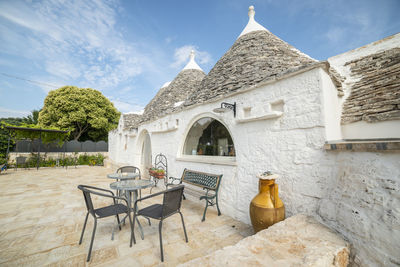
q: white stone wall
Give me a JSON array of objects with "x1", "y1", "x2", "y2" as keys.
[
  {"x1": 318, "y1": 151, "x2": 400, "y2": 266},
  {"x1": 108, "y1": 65, "x2": 400, "y2": 266}
]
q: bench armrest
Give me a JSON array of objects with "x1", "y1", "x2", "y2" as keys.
[
  {"x1": 202, "y1": 186, "x2": 215, "y2": 191},
  {"x1": 169, "y1": 176, "x2": 182, "y2": 184}
]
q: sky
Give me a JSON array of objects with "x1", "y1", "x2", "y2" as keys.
[{"x1": 0, "y1": 0, "x2": 399, "y2": 118}]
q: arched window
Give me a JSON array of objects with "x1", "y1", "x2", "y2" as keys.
[{"x1": 183, "y1": 117, "x2": 235, "y2": 157}]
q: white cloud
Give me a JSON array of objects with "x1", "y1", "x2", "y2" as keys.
[
  {"x1": 111, "y1": 99, "x2": 144, "y2": 114},
  {"x1": 0, "y1": 0, "x2": 146, "y2": 93},
  {"x1": 0, "y1": 107, "x2": 30, "y2": 118},
  {"x1": 324, "y1": 27, "x2": 346, "y2": 43},
  {"x1": 170, "y1": 45, "x2": 212, "y2": 69}
]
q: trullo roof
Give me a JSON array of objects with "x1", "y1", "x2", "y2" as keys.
[
  {"x1": 140, "y1": 51, "x2": 205, "y2": 122},
  {"x1": 185, "y1": 6, "x2": 317, "y2": 105}
]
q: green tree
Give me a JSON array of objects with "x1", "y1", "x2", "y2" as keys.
[
  {"x1": 38, "y1": 86, "x2": 120, "y2": 141},
  {"x1": 26, "y1": 109, "x2": 40, "y2": 125}
]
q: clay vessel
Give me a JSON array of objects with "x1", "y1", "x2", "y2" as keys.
[{"x1": 250, "y1": 175, "x2": 285, "y2": 233}]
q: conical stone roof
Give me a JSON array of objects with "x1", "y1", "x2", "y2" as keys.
[
  {"x1": 122, "y1": 113, "x2": 142, "y2": 130},
  {"x1": 185, "y1": 7, "x2": 317, "y2": 106},
  {"x1": 141, "y1": 53, "x2": 205, "y2": 122}
]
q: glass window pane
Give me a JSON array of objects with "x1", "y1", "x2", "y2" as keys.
[{"x1": 183, "y1": 117, "x2": 235, "y2": 156}]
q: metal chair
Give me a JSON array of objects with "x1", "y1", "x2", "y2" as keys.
[
  {"x1": 15, "y1": 156, "x2": 27, "y2": 170},
  {"x1": 77, "y1": 185, "x2": 135, "y2": 262},
  {"x1": 117, "y1": 166, "x2": 141, "y2": 176},
  {"x1": 133, "y1": 185, "x2": 188, "y2": 262},
  {"x1": 116, "y1": 166, "x2": 142, "y2": 198}
]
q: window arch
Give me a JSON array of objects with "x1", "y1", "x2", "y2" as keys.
[{"x1": 183, "y1": 117, "x2": 235, "y2": 157}]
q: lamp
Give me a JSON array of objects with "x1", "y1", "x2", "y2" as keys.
[{"x1": 213, "y1": 102, "x2": 236, "y2": 117}]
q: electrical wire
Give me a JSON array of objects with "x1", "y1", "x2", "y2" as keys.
[{"x1": 1, "y1": 72, "x2": 60, "y2": 88}]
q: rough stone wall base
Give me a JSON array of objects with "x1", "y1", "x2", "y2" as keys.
[{"x1": 179, "y1": 214, "x2": 349, "y2": 267}]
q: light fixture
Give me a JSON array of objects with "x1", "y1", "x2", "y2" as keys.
[{"x1": 213, "y1": 102, "x2": 236, "y2": 117}]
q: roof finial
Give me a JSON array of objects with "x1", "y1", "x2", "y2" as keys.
[
  {"x1": 238, "y1": 5, "x2": 268, "y2": 39},
  {"x1": 190, "y1": 50, "x2": 195, "y2": 60},
  {"x1": 182, "y1": 49, "x2": 203, "y2": 71},
  {"x1": 248, "y1": 5, "x2": 255, "y2": 20}
]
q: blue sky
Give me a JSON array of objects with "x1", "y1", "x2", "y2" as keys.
[{"x1": 1, "y1": 0, "x2": 399, "y2": 118}]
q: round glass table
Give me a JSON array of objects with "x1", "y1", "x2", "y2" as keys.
[
  {"x1": 107, "y1": 172, "x2": 139, "y2": 180},
  {"x1": 110, "y1": 179, "x2": 154, "y2": 239}
]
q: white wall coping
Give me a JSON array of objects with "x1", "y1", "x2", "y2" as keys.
[
  {"x1": 176, "y1": 155, "x2": 237, "y2": 166},
  {"x1": 236, "y1": 111, "x2": 283, "y2": 123}
]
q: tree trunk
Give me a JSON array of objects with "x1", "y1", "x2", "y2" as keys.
[{"x1": 73, "y1": 123, "x2": 89, "y2": 141}]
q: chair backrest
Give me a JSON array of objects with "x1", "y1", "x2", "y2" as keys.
[
  {"x1": 117, "y1": 166, "x2": 141, "y2": 178},
  {"x1": 77, "y1": 185, "x2": 96, "y2": 216},
  {"x1": 16, "y1": 156, "x2": 26, "y2": 164},
  {"x1": 162, "y1": 185, "x2": 184, "y2": 218},
  {"x1": 154, "y1": 153, "x2": 168, "y2": 181}
]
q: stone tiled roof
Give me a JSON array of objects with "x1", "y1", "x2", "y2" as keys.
[
  {"x1": 140, "y1": 69, "x2": 205, "y2": 122},
  {"x1": 122, "y1": 113, "x2": 141, "y2": 130},
  {"x1": 341, "y1": 47, "x2": 400, "y2": 124},
  {"x1": 185, "y1": 30, "x2": 316, "y2": 105}
]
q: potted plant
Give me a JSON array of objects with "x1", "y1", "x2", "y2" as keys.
[{"x1": 149, "y1": 167, "x2": 165, "y2": 179}]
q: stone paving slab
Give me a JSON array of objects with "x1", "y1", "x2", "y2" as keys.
[{"x1": 0, "y1": 166, "x2": 252, "y2": 266}]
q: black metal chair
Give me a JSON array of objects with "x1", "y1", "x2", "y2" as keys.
[
  {"x1": 77, "y1": 185, "x2": 135, "y2": 262},
  {"x1": 116, "y1": 166, "x2": 142, "y2": 198},
  {"x1": 133, "y1": 185, "x2": 188, "y2": 262},
  {"x1": 15, "y1": 156, "x2": 27, "y2": 170}
]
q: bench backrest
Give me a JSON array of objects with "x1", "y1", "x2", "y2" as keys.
[{"x1": 181, "y1": 168, "x2": 222, "y2": 191}]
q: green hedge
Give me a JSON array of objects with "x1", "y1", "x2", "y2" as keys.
[{"x1": 8, "y1": 153, "x2": 105, "y2": 168}]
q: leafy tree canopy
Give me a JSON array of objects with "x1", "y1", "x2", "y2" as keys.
[
  {"x1": 0, "y1": 111, "x2": 40, "y2": 163},
  {"x1": 38, "y1": 86, "x2": 120, "y2": 141}
]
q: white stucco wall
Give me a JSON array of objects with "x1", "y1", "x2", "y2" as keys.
[
  {"x1": 108, "y1": 65, "x2": 400, "y2": 266},
  {"x1": 318, "y1": 151, "x2": 400, "y2": 266}
]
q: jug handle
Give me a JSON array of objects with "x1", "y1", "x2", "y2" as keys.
[{"x1": 269, "y1": 183, "x2": 275, "y2": 207}]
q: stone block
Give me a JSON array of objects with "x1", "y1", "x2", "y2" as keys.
[{"x1": 179, "y1": 214, "x2": 349, "y2": 267}]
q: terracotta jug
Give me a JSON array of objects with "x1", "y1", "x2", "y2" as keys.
[{"x1": 249, "y1": 174, "x2": 285, "y2": 233}]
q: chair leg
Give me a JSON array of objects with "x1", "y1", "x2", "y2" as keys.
[
  {"x1": 182, "y1": 193, "x2": 186, "y2": 200},
  {"x1": 145, "y1": 216, "x2": 151, "y2": 226},
  {"x1": 216, "y1": 195, "x2": 221, "y2": 216},
  {"x1": 131, "y1": 214, "x2": 136, "y2": 245},
  {"x1": 87, "y1": 218, "x2": 97, "y2": 262},
  {"x1": 79, "y1": 212, "x2": 89, "y2": 245},
  {"x1": 179, "y1": 212, "x2": 188, "y2": 242},
  {"x1": 128, "y1": 211, "x2": 135, "y2": 247},
  {"x1": 116, "y1": 214, "x2": 121, "y2": 230},
  {"x1": 159, "y1": 220, "x2": 164, "y2": 262},
  {"x1": 202, "y1": 200, "x2": 209, "y2": 222}
]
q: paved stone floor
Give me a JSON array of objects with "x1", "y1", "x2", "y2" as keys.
[{"x1": 0, "y1": 166, "x2": 252, "y2": 266}]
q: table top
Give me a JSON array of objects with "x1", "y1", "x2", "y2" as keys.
[
  {"x1": 107, "y1": 172, "x2": 139, "y2": 180},
  {"x1": 110, "y1": 179, "x2": 154, "y2": 191}
]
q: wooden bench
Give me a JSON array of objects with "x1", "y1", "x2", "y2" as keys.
[{"x1": 169, "y1": 168, "x2": 222, "y2": 221}]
